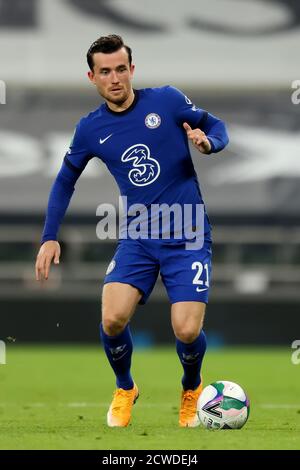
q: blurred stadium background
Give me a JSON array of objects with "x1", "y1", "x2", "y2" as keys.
[{"x1": 1, "y1": 0, "x2": 300, "y2": 346}]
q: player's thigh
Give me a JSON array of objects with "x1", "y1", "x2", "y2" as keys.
[
  {"x1": 160, "y1": 238, "x2": 212, "y2": 305},
  {"x1": 171, "y1": 301, "x2": 206, "y2": 342},
  {"x1": 102, "y1": 281, "x2": 142, "y2": 316},
  {"x1": 104, "y1": 239, "x2": 159, "y2": 305},
  {"x1": 102, "y1": 282, "x2": 142, "y2": 329}
]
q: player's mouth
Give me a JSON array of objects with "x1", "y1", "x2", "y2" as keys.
[{"x1": 110, "y1": 88, "x2": 122, "y2": 93}]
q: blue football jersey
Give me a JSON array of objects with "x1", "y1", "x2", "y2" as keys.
[{"x1": 42, "y1": 86, "x2": 228, "y2": 243}]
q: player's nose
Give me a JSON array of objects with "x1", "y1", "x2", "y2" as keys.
[{"x1": 111, "y1": 71, "x2": 119, "y2": 83}]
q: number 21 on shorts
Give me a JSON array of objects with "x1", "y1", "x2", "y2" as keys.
[{"x1": 192, "y1": 261, "x2": 209, "y2": 292}]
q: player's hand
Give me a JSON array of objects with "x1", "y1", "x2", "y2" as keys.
[
  {"x1": 183, "y1": 122, "x2": 211, "y2": 154},
  {"x1": 35, "y1": 240, "x2": 61, "y2": 281}
]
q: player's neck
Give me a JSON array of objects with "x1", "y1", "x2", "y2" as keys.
[{"x1": 106, "y1": 89, "x2": 135, "y2": 113}]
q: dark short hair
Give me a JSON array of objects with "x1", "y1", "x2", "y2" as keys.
[{"x1": 87, "y1": 34, "x2": 132, "y2": 71}]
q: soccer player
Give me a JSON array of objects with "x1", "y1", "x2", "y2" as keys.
[{"x1": 35, "y1": 35, "x2": 229, "y2": 427}]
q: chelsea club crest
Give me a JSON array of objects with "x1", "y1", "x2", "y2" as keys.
[{"x1": 145, "y1": 113, "x2": 161, "y2": 129}]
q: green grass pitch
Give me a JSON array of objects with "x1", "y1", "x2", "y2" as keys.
[{"x1": 0, "y1": 345, "x2": 299, "y2": 449}]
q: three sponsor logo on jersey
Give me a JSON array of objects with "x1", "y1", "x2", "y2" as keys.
[
  {"x1": 99, "y1": 113, "x2": 162, "y2": 187},
  {"x1": 99, "y1": 102, "x2": 205, "y2": 255}
]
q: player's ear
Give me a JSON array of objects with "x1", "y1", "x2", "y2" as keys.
[
  {"x1": 130, "y1": 64, "x2": 135, "y2": 78},
  {"x1": 87, "y1": 70, "x2": 96, "y2": 84}
]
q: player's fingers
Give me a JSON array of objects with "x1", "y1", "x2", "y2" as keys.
[
  {"x1": 193, "y1": 132, "x2": 209, "y2": 147},
  {"x1": 38, "y1": 257, "x2": 46, "y2": 281},
  {"x1": 35, "y1": 255, "x2": 44, "y2": 281},
  {"x1": 202, "y1": 139, "x2": 211, "y2": 151},
  {"x1": 193, "y1": 135, "x2": 204, "y2": 146},
  {"x1": 183, "y1": 122, "x2": 192, "y2": 133},
  {"x1": 191, "y1": 130, "x2": 204, "y2": 145},
  {"x1": 54, "y1": 248, "x2": 60, "y2": 265},
  {"x1": 197, "y1": 141, "x2": 211, "y2": 154},
  {"x1": 35, "y1": 259, "x2": 40, "y2": 281},
  {"x1": 44, "y1": 256, "x2": 52, "y2": 280},
  {"x1": 198, "y1": 130, "x2": 205, "y2": 140}
]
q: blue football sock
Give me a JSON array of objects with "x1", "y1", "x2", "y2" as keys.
[
  {"x1": 176, "y1": 330, "x2": 207, "y2": 391},
  {"x1": 100, "y1": 323, "x2": 134, "y2": 390}
]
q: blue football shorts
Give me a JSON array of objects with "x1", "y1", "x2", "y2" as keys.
[{"x1": 104, "y1": 236, "x2": 212, "y2": 305}]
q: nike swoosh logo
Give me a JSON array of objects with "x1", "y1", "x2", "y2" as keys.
[
  {"x1": 99, "y1": 134, "x2": 113, "y2": 144},
  {"x1": 112, "y1": 352, "x2": 127, "y2": 361},
  {"x1": 196, "y1": 287, "x2": 208, "y2": 292}
]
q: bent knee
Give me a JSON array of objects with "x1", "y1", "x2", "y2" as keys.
[
  {"x1": 174, "y1": 326, "x2": 202, "y2": 344},
  {"x1": 102, "y1": 314, "x2": 129, "y2": 336}
]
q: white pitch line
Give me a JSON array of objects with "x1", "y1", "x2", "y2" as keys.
[
  {"x1": 0, "y1": 402, "x2": 299, "y2": 409},
  {"x1": 0, "y1": 402, "x2": 173, "y2": 408},
  {"x1": 260, "y1": 404, "x2": 300, "y2": 409},
  {"x1": 65, "y1": 403, "x2": 172, "y2": 408},
  {"x1": 66, "y1": 403, "x2": 100, "y2": 408}
]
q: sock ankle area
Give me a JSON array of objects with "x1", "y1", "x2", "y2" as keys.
[
  {"x1": 100, "y1": 323, "x2": 134, "y2": 390},
  {"x1": 176, "y1": 330, "x2": 207, "y2": 391}
]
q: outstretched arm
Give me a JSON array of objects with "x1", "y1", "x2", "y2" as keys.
[
  {"x1": 35, "y1": 160, "x2": 82, "y2": 281},
  {"x1": 36, "y1": 117, "x2": 92, "y2": 281}
]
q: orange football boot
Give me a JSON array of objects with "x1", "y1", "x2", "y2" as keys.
[
  {"x1": 107, "y1": 383, "x2": 139, "y2": 427},
  {"x1": 179, "y1": 381, "x2": 203, "y2": 427}
]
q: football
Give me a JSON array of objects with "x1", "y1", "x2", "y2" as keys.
[{"x1": 197, "y1": 380, "x2": 250, "y2": 429}]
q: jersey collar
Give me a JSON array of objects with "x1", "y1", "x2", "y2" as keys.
[{"x1": 105, "y1": 89, "x2": 139, "y2": 116}]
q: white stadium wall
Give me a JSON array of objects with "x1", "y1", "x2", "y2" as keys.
[
  {"x1": 0, "y1": 0, "x2": 300, "y2": 215},
  {"x1": 0, "y1": 0, "x2": 299, "y2": 88}
]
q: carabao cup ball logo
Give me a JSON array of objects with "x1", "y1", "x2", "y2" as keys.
[
  {"x1": 121, "y1": 144, "x2": 160, "y2": 187},
  {"x1": 145, "y1": 113, "x2": 161, "y2": 129}
]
